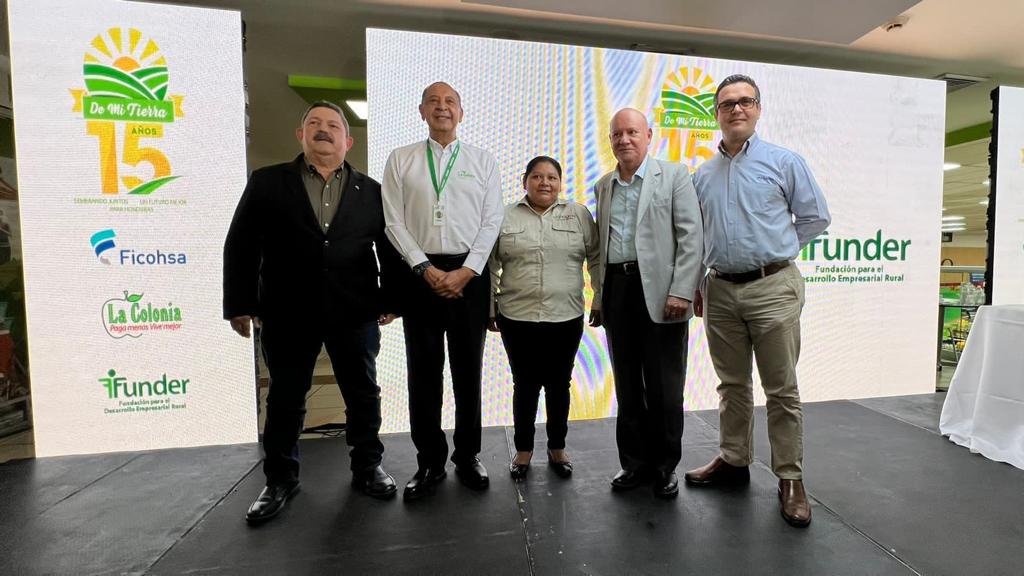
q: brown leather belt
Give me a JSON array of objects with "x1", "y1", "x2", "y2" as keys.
[
  {"x1": 607, "y1": 261, "x2": 640, "y2": 275},
  {"x1": 712, "y1": 260, "x2": 790, "y2": 284}
]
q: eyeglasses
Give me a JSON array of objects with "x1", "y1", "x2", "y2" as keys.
[{"x1": 716, "y1": 97, "x2": 759, "y2": 112}]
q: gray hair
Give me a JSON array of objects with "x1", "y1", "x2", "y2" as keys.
[{"x1": 300, "y1": 100, "x2": 350, "y2": 135}]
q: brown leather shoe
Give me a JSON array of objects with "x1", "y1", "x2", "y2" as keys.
[
  {"x1": 778, "y1": 479, "x2": 812, "y2": 527},
  {"x1": 683, "y1": 455, "x2": 750, "y2": 486}
]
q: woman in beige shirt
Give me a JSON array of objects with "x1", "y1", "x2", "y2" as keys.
[{"x1": 488, "y1": 156, "x2": 600, "y2": 481}]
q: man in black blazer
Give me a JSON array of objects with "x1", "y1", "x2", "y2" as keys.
[{"x1": 224, "y1": 101, "x2": 403, "y2": 524}]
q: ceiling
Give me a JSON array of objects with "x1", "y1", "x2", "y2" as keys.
[{"x1": 5, "y1": 0, "x2": 1021, "y2": 235}]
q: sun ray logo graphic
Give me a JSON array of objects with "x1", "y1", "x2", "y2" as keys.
[
  {"x1": 69, "y1": 28, "x2": 185, "y2": 196},
  {"x1": 654, "y1": 67, "x2": 721, "y2": 169},
  {"x1": 84, "y1": 28, "x2": 169, "y2": 102},
  {"x1": 661, "y1": 67, "x2": 717, "y2": 122},
  {"x1": 657, "y1": 67, "x2": 719, "y2": 130}
]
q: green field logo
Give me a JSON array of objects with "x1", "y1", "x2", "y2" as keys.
[
  {"x1": 70, "y1": 28, "x2": 183, "y2": 195},
  {"x1": 658, "y1": 67, "x2": 719, "y2": 130}
]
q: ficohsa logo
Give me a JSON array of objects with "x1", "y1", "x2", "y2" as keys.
[
  {"x1": 90, "y1": 229, "x2": 187, "y2": 266},
  {"x1": 102, "y1": 290, "x2": 184, "y2": 338}
]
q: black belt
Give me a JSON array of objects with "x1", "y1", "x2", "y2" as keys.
[
  {"x1": 713, "y1": 260, "x2": 790, "y2": 284},
  {"x1": 425, "y1": 252, "x2": 468, "y2": 272},
  {"x1": 607, "y1": 261, "x2": 640, "y2": 275}
]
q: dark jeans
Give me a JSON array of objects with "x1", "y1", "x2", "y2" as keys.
[
  {"x1": 260, "y1": 318, "x2": 384, "y2": 486},
  {"x1": 602, "y1": 269, "x2": 688, "y2": 474},
  {"x1": 403, "y1": 254, "x2": 489, "y2": 469},
  {"x1": 497, "y1": 315, "x2": 584, "y2": 452}
]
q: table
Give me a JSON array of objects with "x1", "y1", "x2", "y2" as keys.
[{"x1": 940, "y1": 305, "x2": 1024, "y2": 470}]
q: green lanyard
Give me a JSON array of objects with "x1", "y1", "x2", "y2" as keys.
[{"x1": 426, "y1": 140, "x2": 461, "y2": 202}]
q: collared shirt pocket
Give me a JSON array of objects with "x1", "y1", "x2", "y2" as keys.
[
  {"x1": 499, "y1": 222, "x2": 526, "y2": 258},
  {"x1": 551, "y1": 214, "x2": 583, "y2": 253},
  {"x1": 745, "y1": 175, "x2": 786, "y2": 214}
]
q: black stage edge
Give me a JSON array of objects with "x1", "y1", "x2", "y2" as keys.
[{"x1": 0, "y1": 394, "x2": 1021, "y2": 576}]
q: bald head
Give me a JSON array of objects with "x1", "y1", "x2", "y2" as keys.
[
  {"x1": 609, "y1": 108, "x2": 647, "y2": 132},
  {"x1": 421, "y1": 82, "x2": 462, "y2": 105},
  {"x1": 420, "y1": 82, "x2": 464, "y2": 144},
  {"x1": 608, "y1": 108, "x2": 652, "y2": 176}
]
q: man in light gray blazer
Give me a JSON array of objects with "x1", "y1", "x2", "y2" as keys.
[{"x1": 590, "y1": 108, "x2": 703, "y2": 498}]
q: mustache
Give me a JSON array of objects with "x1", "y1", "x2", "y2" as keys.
[{"x1": 313, "y1": 131, "x2": 334, "y2": 143}]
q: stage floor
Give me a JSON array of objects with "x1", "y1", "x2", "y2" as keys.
[{"x1": 1, "y1": 393, "x2": 1021, "y2": 575}]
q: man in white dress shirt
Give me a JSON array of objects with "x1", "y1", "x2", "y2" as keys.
[{"x1": 382, "y1": 82, "x2": 504, "y2": 500}]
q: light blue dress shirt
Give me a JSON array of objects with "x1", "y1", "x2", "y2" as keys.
[
  {"x1": 607, "y1": 156, "x2": 649, "y2": 264},
  {"x1": 693, "y1": 134, "x2": 831, "y2": 274}
]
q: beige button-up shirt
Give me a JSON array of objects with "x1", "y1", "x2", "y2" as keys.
[{"x1": 489, "y1": 197, "x2": 601, "y2": 322}]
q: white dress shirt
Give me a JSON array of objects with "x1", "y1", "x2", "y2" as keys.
[{"x1": 381, "y1": 138, "x2": 504, "y2": 274}]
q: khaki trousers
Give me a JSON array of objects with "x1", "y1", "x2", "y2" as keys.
[{"x1": 704, "y1": 263, "x2": 805, "y2": 480}]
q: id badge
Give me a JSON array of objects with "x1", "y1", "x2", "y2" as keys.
[{"x1": 432, "y1": 202, "x2": 445, "y2": 226}]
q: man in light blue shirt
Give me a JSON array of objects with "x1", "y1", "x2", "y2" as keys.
[
  {"x1": 685, "y1": 75, "x2": 830, "y2": 528},
  {"x1": 607, "y1": 156, "x2": 647, "y2": 264},
  {"x1": 592, "y1": 108, "x2": 703, "y2": 499}
]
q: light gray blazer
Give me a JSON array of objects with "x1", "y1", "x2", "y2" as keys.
[{"x1": 593, "y1": 157, "x2": 704, "y2": 323}]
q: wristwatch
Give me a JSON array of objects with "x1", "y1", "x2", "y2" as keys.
[{"x1": 412, "y1": 261, "x2": 433, "y2": 277}]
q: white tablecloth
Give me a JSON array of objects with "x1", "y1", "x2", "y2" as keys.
[{"x1": 940, "y1": 305, "x2": 1024, "y2": 470}]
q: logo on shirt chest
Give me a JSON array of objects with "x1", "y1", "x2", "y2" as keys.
[{"x1": 457, "y1": 170, "x2": 475, "y2": 179}]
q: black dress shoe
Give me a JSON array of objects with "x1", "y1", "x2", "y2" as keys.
[
  {"x1": 547, "y1": 451, "x2": 573, "y2": 479},
  {"x1": 352, "y1": 465, "x2": 397, "y2": 499},
  {"x1": 509, "y1": 461, "x2": 529, "y2": 481},
  {"x1": 246, "y1": 482, "x2": 300, "y2": 524},
  {"x1": 454, "y1": 457, "x2": 490, "y2": 490},
  {"x1": 403, "y1": 467, "x2": 447, "y2": 501},
  {"x1": 610, "y1": 468, "x2": 644, "y2": 491},
  {"x1": 653, "y1": 471, "x2": 679, "y2": 498}
]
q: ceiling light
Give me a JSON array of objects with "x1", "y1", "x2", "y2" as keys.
[
  {"x1": 942, "y1": 227, "x2": 966, "y2": 232},
  {"x1": 942, "y1": 216, "x2": 965, "y2": 221},
  {"x1": 345, "y1": 99, "x2": 368, "y2": 120},
  {"x1": 942, "y1": 207, "x2": 947, "y2": 211},
  {"x1": 983, "y1": 179, "x2": 991, "y2": 186},
  {"x1": 980, "y1": 199, "x2": 989, "y2": 206},
  {"x1": 943, "y1": 163, "x2": 961, "y2": 171}
]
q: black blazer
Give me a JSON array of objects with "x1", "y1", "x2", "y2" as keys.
[{"x1": 223, "y1": 155, "x2": 402, "y2": 326}]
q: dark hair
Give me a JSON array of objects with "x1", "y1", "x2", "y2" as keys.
[
  {"x1": 714, "y1": 74, "x2": 761, "y2": 108},
  {"x1": 300, "y1": 100, "x2": 350, "y2": 134},
  {"x1": 522, "y1": 156, "x2": 562, "y2": 188}
]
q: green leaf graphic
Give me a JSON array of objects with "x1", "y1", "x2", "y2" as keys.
[{"x1": 128, "y1": 175, "x2": 180, "y2": 195}]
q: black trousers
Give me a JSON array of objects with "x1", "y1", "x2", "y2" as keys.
[
  {"x1": 602, "y1": 269, "x2": 688, "y2": 474},
  {"x1": 260, "y1": 318, "x2": 384, "y2": 486},
  {"x1": 403, "y1": 254, "x2": 489, "y2": 469},
  {"x1": 497, "y1": 315, "x2": 584, "y2": 452}
]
